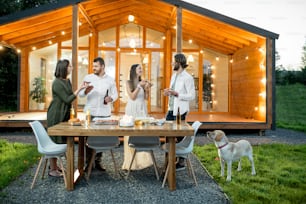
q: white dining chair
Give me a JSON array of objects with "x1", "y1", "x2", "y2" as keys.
[
  {"x1": 125, "y1": 136, "x2": 160, "y2": 180},
  {"x1": 161, "y1": 121, "x2": 202, "y2": 188},
  {"x1": 29, "y1": 120, "x2": 67, "y2": 189},
  {"x1": 86, "y1": 136, "x2": 120, "y2": 180}
]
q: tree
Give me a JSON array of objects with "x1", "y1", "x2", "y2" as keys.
[
  {"x1": 0, "y1": 47, "x2": 18, "y2": 111},
  {"x1": 301, "y1": 37, "x2": 306, "y2": 68},
  {"x1": 0, "y1": 0, "x2": 59, "y2": 16}
]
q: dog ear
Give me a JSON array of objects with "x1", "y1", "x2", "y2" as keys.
[{"x1": 215, "y1": 130, "x2": 223, "y2": 141}]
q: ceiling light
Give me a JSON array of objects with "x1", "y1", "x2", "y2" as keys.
[{"x1": 128, "y1": 15, "x2": 135, "y2": 22}]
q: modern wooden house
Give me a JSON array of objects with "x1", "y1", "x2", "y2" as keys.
[{"x1": 0, "y1": 0, "x2": 279, "y2": 132}]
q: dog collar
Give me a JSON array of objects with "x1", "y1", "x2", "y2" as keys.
[{"x1": 218, "y1": 143, "x2": 228, "y2": 149}]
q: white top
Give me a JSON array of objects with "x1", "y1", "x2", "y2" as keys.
[
  {"x1": 125, "y1": 86, "x2": 147, "y2": 118},
  {"x1": 168, "y1": 70, "x2": 195, "y2": 116},
  {"x1": 79, "y1": 73, "x2": 118, "y2": 117}
]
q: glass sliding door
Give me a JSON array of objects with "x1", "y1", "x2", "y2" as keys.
[{"x1": 118, "y1": 51, "x2": 164, "y2": 114}]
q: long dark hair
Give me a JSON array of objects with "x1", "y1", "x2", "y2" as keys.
[
  {"x1": 54, "y1": 59, "x2": 69, "y2": 79},
  {"x1": 128, "y1": 64, "x2": 142, "y2": 91}
]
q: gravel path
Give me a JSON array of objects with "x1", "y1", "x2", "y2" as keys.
[{"x1": 0, "y1": 128, "x2": 305, "y2": 204}]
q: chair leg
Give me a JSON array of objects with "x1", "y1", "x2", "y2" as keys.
[
  {"x1": 161, "y1": 163, "x2": 169, "y2": 188},
  {"x1": 150, "y1": 150, "x2": 159, "y2": 180},
  {"x1": 126, "y1": 149, "x2": 137, "y2": 179},
  {"x1": 31, "y1": 156, "x2": 44, "y2": 189},
  {"x1": 41, "y1": 158, "x2": 48, "y2": 179},
  {"x1": 110, "y1": 149, "x2": 118, "y2": 177},
  {"x1": 186, "y1": 157, "x2": 198, "y2": 186},
  {"x1": 58, "y1": 156, "x2": 67, "y2": 188},
  {"x1": 86, "y1": 149, "x2": 96, "y2": 181}
]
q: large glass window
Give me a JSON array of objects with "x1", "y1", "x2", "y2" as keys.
[
  {"x1": 61, "y1": 49, "x2": 89, "y2": 107},
  {"x1": 29, "y1": 44, "x2": 57, "y2": 110},
  {"x1": 185, "y1": 52, "x2": 199, "y2": 112},
  {"x1": 99, "y1": 28, "x2": 116, "y2": 47},
  {"x1": 120, "y1": 23, "x2": 143, "y2": 48},
  {"x1": 201, "y1": 50, "x2": 228, "y2": 112},
  {"x1": 146, "y1": 28, "x2": 164, "y2": 48}
]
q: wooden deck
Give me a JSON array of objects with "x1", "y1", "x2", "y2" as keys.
[{"x1": 0, "y1": 112, "x2": 271, "y2": 133}]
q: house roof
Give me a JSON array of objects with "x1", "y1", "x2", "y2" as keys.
[{"x1": 0, "y1": 0, "x2": 279, "y2": 55}]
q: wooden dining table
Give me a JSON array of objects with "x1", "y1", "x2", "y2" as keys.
[{"x1": 47, "y1": 120, "x2": 194, "y2": 191}]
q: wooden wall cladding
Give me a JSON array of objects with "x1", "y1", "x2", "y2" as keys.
[{"x1": 230, "y1": 39, "x2": 266, "y2": 121}]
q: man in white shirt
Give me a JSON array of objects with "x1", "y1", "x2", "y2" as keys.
[
  {"x1": 79, "y1": 57, "x2": 118, "y2": 171},
  {"x1": 164, "y1": 53, "x2": 195, "y2": 171}
]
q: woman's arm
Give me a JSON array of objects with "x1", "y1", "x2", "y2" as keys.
[{"x1": 126, "y1": 80, "x2": 141, "y2": 100}]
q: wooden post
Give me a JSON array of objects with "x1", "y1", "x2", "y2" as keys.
[
  {"x1": 176, "y1": 6, "x2": 182, "y2": 53},
  {"x1": 72, "y1": 4, "x2": 79, "y2": 116}
]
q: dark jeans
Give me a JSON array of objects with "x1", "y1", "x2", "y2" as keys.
[{"x1": 165, "y1": 111, "x2": 187, "y2": 165}]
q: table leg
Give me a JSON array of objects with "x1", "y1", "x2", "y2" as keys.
[
  {"x1": 78, "y1": 137, "x2": 84, "y2": 176},
  {"x1": 167, "y1": 137, "x2": 176, "y2": 191},
  {"x1": 66, "y1": 136, "x2": 74, "y2": 191}
]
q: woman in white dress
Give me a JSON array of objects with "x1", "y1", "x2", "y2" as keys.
[{"x1": 121, "y1": 64, "x2": 153, "y2": 170}]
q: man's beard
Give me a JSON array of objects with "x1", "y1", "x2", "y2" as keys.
[{"x1": 93, "y1": 69, "x2": 100, "y2": 75}]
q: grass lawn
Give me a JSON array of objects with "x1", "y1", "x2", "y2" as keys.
[
  {"x1": 0, "y1": 139, "x2": 40, "y2": 190},
  {"x1": 194, "y1": 144, "x2": 306, "y2": 204},
  {"x1": 276, "y1": 83, "x2": 306, "y2": 132}
]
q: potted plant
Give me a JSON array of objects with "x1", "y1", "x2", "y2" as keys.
[{"x1": 30, "y1": 77, "x2": 47, "y2": 110}]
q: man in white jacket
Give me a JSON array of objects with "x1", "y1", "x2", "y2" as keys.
[
  {"x1": 164, "y1": 53, "x2": 195, "y2": 171},
  {"x1": 79, "y1": 57, "x2": 118, "y2": 171}
]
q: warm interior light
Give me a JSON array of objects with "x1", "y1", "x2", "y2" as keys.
[
  {"x1": 89, "y1": 33, "x2": 93, "y2": 37},
  {"x1": 162, "y1": 36, "x2": 166, "y2": 40},
  {"x1": 32, "y1": 47, "x2": 36, "y2": 51},
  {"x1": 187, "y1": 54, "x2": 194, "y2": 63},
  {"x1": 229, "y1": 59, "x2": 233, "y2": 63},
  {"x1": 82, "y1": 58, "x2": 88, "y2": 65},
  {"x1": 260, "y1": 64, "x2": 265, "y2": 70},
  {"x1": 261, "y1": 78, "x2": 266, "y2": 84},
  {"x1": 259, "y1": 92, "x2": 266, "y2": 98},
  {"x1": 78, "y1": 56, "x2": 82, "y2": 63},
  {"x1": 143, "y1": 57, "x2": 148, "y2": 64},
  {"x1": 0, "y1": 45, "x2": 3, "y2": 50},
  {"x1": 17, "y1": 49, "x2": 21, "y2": 53},
  {"x1": 258, "y1": 47, "x2": 264, "y2": 53},
  {"x1": 61, "y1": 31, "x2": 65, "y2": 35},
  {"x1": 245, "y1": 56, "x2": 249, "y2": 60},
  {"x1": 128, "y1": 15, "x2": 135, "y2": 22},
  {"x1": 188, "y1": 39, "x2": 192, "y2": 44},
  {"x1": 48, "y1": 40, "x2": 52, "y2": 45},
  {"x1": 117, "y1": 48, "x2": 120, "y2": 52},
  {"x1": 215, "y1": 57, "x2": 219, "y2": 61},
  {"x1": 129, "y1": 39, "x2": 136, "y2": 48}
]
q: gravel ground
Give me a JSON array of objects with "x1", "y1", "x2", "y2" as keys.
[{"x1": 1, "y1": 128, "x2": 306, "y2": 204}]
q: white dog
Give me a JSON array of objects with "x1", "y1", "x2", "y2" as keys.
[{"x1": 207, "y1": 130, "x2": 256, "y2": 181}]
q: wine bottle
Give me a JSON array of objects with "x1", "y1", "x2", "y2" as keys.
[
  {"x1": 104, "y1": 89, "x2": 109, "y2": 105},
  {"x1": 176, "y1": 107, "x2": 181, "y2": 125},
  {"x1": 70, "y1": 105, "x2": 75, "y2": 119}
]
